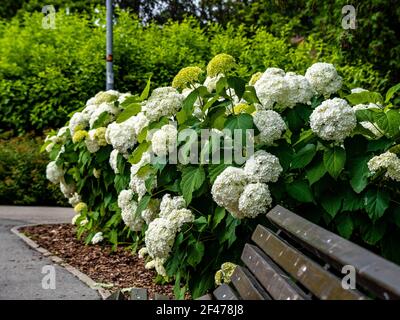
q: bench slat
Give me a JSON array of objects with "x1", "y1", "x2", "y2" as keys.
[
  {"x1": 242, "y1": 243, "x2": 309, "y2": 300},
  {"x1": 196, "y1": 293, "x2": 213, "y2": 300},
  {"x1": 154, "y1": 293, "x2": 169, "y2": 300},
  {"x1": 267, "y1": 205, "x2": 400, "y2": 299},
  {"x1": 252, "y1": 225, "x2": 367, "y2": 300},
  {"x1": 213, "y1": 283, "x2": 239, "y2": 300},
  {"x1": 231, "y1": 266, "x2": 271, "y2": 300}
]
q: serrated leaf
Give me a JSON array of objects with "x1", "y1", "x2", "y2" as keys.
[
  {"x1": 187, "y1": 241, "x2": 205, "y2": 267},
  {"x1": 242, "y1": 85, "x2": 260, "y2": 104},
  {"x1": 286, "y1": 180, "x2": 314, "y2": 203},
  {"x1": 291, "y1": 144, "x2": 316, "y2": 169},
  {"x1": 139, "y1": 76, "x2": 152, "y2": 101},
  {"x1": 323, "y1": 147, "x2": 346, "y2": 179},
  {"x1": 180, "y1": 166, "x2": 206, "y2": 204},
  {"x1": 306, "y1": 160, "x2": 326, "y2": 185},
  {"x1": 364, "y1": 189, "x2": 390, "y2": 222},
  {"x1": 348, "y1": 156, "x2": 370, "y2": 193},
  {"x1": 321, "y1": 194, "x2": 342, "y2": 218},
  {"x1": 336, "y1": 215, "x2": 354, "y2": 239},
  {"x1": 212, "y1": 207, "x2": 226, "y2": 229}
]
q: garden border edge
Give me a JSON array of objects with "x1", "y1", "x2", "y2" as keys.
[{"x1": 10, "y1": 223, "x2": 112, "y2": 300}]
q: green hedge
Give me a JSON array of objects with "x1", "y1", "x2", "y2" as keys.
[
  {"x1": 0, "y1": 9, "x2": 384, "y2": 134},
  {"x1": 0, "y1": 133, "x2": 67, "y2": 205}
]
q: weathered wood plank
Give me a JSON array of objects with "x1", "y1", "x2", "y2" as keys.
[
  {"x1": 131, "y1": 288, "x2": 148, "y2": 300},
  {"x1": 231, "y1": 266, "x2": 271, "y2": 300},
  {"x1": 252, "y1": 225, "x2": 367, "y2": 300},
  {"x1": 241, "y1": 243, "x2": 309, "y2": 300},
  {"x1": 213, "y1": 284, "x2": 239, "y2": 300},
  {"x1": 267, "y1": 205, "x2": 400, "y2": 299}
]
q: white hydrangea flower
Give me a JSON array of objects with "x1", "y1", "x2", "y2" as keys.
[
  {"x1": 57, "y1": 126, "x2": 68, "y2": 138},
  {"x1": 258, "y1": 68, "x2": 285, "y2": 80},
  {"x1": 211, "y1": 167, "x2": 248, "y2": 214},
  {"x1": 46, "y1": 161, "x2": 64, "y2": 184},
  {"x1": 138, "y1": 247, "x2": 148, "y2": 259},
  {"x1": 142, "y1": 87, "x2": 184, "y2": 122},
  {"x1": 254, "y1": 73, "x2": 290, "y2": 110},
  {"x1": 305, "y1": 62, "x2": 342, "y2": 97},
  {"x1": 253, "y1": 110, "x2": 286, "y2": 145},
  {"x1": 129, "y1": 173, "x2": 156, "y2": 200},
  {"x1": 353, "y1": 103, "x2": 381, "y2": 111},
  {"x1": 130, "y1": 152, "x2": 152, "y2": 176},
  {"x1": 71, "y1": 214, "x2": 80, "y2": 225},
  {"x1": 109, "y1": 149, "x2": 120, "y2": 174},
  {"x1": 105, "y1": 119, "x2": 137, "y2": 154},
  {"x1": 60, "y1": 180, "x2": 75, "y2": 198},
  {"x1": 244, "y1": 150, "x2": 282, "y2": 183},
  {"x1": 93, "y1": 90, "x2": 120, "y2": 105},
  {"x1": 133, "y1": 112, "x2": 150, "y2": 135},
  {"x1": 145, "y1": 260, "x2": 156, "y2": 269},
  {"x1": 310, "y1": 98, "x2": 356, "y2": 141},
  {"x1": 145, "y1": 217, "x2": 177, "y2": 260},
  {"x1": 368, "y1": 151, "x2": 400, "y2": 182},
  {"x1": 351, "y1": 88, "x2": 368, "y2": 94},
  {"x1": 85, "y1": 129, "x2": 100, "y2": 153},
  {"x1": 89, "y1": 102, "x2": 119, "y2": 128},
  {"x1": 68, "y1": 193, "x2": 81, "y2": 207},
  {"x1": 69, "y1": 112, "x2": 89, "y2": 135},
  {"x1": 159, "y1": 194, "x2": 186, "y2": 217},
  {"x1": 80, "y1": 218, "x2": 89, "y2": 226},
  {"x1": 238, "y1": 183, "x2": 272, "y2": 219},
  {"x1": 154, "y1": 258, "x2": 167, "y2": 277},
  {"x1": 118, "y1": 189, "x2": 144, "y2": 232},
  {"x1": 91, "y1": 232, "x2": 104, "y2": 244},
  {"x1": 284, "y1": 72, "x2": 315, "y2": 107},
  {"x1": 151, "y1": 124, "x2": 178, "y2": 156},
  {"x1": 168, "y1": 208, "x2": 195, "y2": 231}
]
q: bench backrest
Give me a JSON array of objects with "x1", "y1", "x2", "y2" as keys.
[{"x1": 211, "y1": 205, "x2": 400, "y2": 300}]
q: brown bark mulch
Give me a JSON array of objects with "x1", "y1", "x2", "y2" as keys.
[{"x1": 19, "y1": 224, "x2": 175, "y2": 299}]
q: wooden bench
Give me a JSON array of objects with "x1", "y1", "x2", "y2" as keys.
[{"x1": 201, "y1": 205, "x2": 400, "y2": 300}]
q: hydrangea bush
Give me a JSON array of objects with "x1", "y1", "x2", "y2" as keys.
[{"x1": 44, "y1": 54, "x2": 400, "y2": 298}]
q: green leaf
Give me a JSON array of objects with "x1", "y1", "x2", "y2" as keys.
[
  {"x1": 293, "y1": 129, "x2": 314, "y2": 147},
  {"x1": 187, "y1": 241, "x2": 205, "y2": 267},
  {"x1": 321, "y1": 194, "x2": 342, "y2": 218},
  {"x1": 116, "y1": 103, "x2": 141, "y2": 123},
  {"x1": 92, "y1": 111, "x2": 112, "y2": 128},
  {"x1": 286, "y1": 180, "x2": 314, "y2": 203},
  {"x1": 183, "y1": 89, "x2": 199, "y2": 116},
  {"x1": 323, "y1": 147, "x2": 346, "y2": 179},
  {"x1": 364, "y1": 189, "x2": 390, "y2": 222},
  {"x1": 224, "y1": 113, "x2": 254, "y2": 144},
  {"x1": 180, "y1": 166, "x2": 206, "y2": 205},
  {"x1": 385, "y1": 83, "x2": 400, "y2": 103},
  {"x1": 291, "y1": 144, "x2": 317, "y2": 169},
  {"x1": 348, "y1": 156, "x2": 370, "y2": 193},
  {"x1": 306, "y1": 160, "x2": 326, "y2": 185},
  {"x1": 120, "y1": 95, "x2": 141, "y2": 108},
  {"x1": 226, "y1": 76, "x2": 246, "y2": 99},
  {"x1": 212, "y1": 207, "x2": 226, "y2": 229},
  {"x1": 361, "y1": 222, "x2": 387, "y2": 245},
  {"x1": 194, "y1": 216, "x2": 208, "y2": 232},
  {"x1": 128, "y1": 142, "x2": 150, "y2": 164},
  {"x1": 139, "y1": 76, "x2": 152, "y2": 101},
  {"x1": 137, "y1": 127, "x2": 148, "y2": 143},
  {"x1": 342, "y1": 189, "x2": 363, "y2": 211},
  {"x1": 336, "y1": 215, "x2": 354, "y2": 239},
  {"x1": 242, "y1": 85, "x2": 260, "y2": 104},
  {"x1": 346, "y1": 91, "x2": 384, "y2": 105}
]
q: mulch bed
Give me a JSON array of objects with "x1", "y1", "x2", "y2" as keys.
[{"x1": 19, "y1": 224, "x2": 175, "y2": 299}]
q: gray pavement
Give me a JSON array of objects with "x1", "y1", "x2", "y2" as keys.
[{"x1": 0, "y1": 206, "x2": 100, "y2": 300}]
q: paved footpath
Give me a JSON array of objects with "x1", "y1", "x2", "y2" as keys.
[{"x1": 0, "y1": 206, "x2": 100, "y2": 300}]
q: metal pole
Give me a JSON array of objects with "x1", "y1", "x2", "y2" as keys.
[{"x1": 106, "y1": 0, "x2": 114, "y2": 90}]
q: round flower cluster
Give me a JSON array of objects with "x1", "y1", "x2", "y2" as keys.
[
  {"x1": 117, "y1": 189, "x2": 144, "y2": 231},
  {"x1": 150, "y1": 124, "x2": 178, "y2": 156},
  {"x1": 46, "y1": 161, "x2": 64, "y2": 184},
  {"x1": 60, "y1": 180, "x2": 75, "y2": 198},
  {"x1": 69, "y1": 112, "x2": 89, "y2": 136},
  {"x1": 109, "y1": 149, "x2": 120, "y2": 174},
  {"x1": 141, "y1": 87, "x2": 184, "y2": 122},
  {"x1": 206, "y1": 53, "x2": 235, "y2": 77},
  {"x1": 253, "y1": 110, "x2": 286, "y2": 145},
  {"x1": 88, "y1": 102, "x2": 119, "y2": 129},
  {"x1": 212, "y1": 151, "x2": 280, "y2": 219},
  {"x1": 72, "y1": 130, "x2": 88, "y2": 144},
  {"x1": 254, "y1": 68, "x2": 315, "y2": 110},
  {"x1": 68, "y1": 193, "x2": 81, "y2": 207},
  {"x1": 74, "y1": 202, "x2": 87, "y2": 213},
  {"x1": 305, "y1": 62, "x2": 342, "y2": 97},
  {"x1": 368, "y1": 151, "x2": 400, "y2": 181},
  {"x1": 310, "y1": 98, "x2": 356, "y2": 141},
  {"x1": 172, "y1": 66, "x2": 203, "y2": 90}
]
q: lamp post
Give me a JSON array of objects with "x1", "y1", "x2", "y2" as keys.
[{"x1": 106, "y1": 0, "x2": 114, "y2": 90}]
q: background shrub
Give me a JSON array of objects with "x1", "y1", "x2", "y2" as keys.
[
  {"x1": 0, "y1": 9, "x2": 384, "y2": 134},
  {"x1": 0, "y1": 133, "x2": 67, "y2": 205}
]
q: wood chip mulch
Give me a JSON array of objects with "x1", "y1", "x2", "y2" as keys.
[{"x1": 19, "y1": 224, "x2": 175, "y2": 299}]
